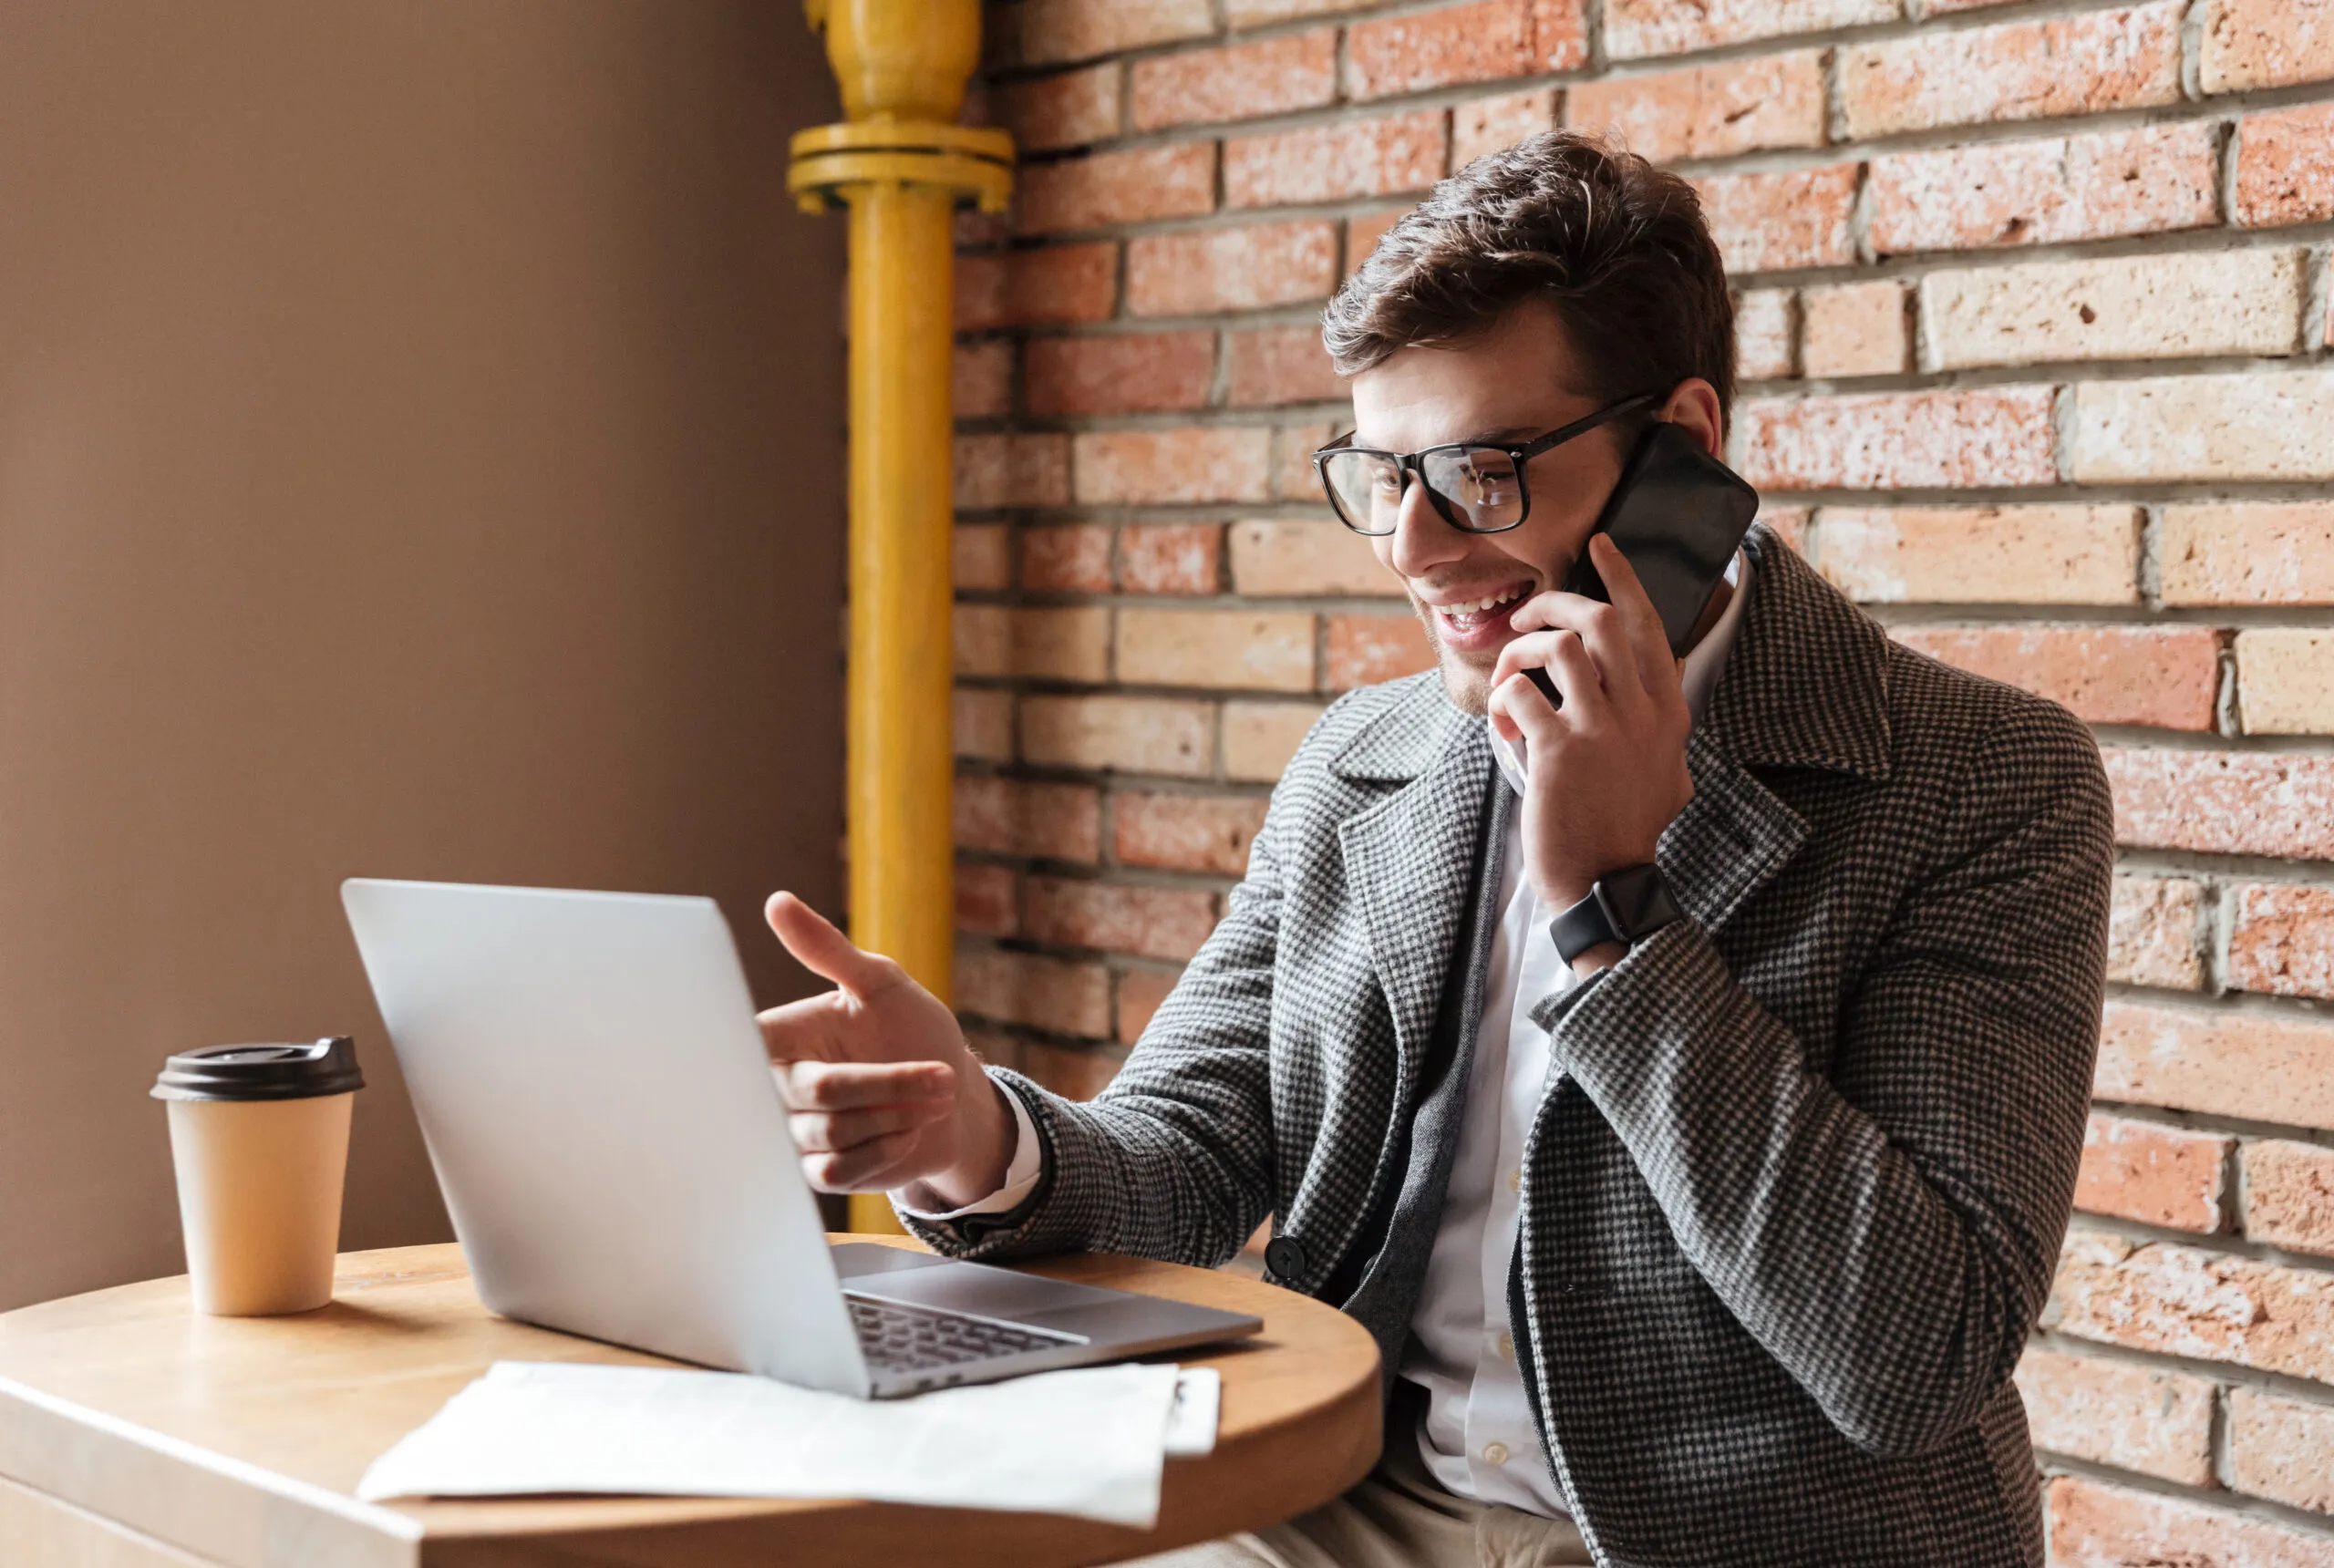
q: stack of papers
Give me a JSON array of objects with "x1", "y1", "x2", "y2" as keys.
[{"x1": 357, "y1": 1360, "x2": 1221, "y2": 1528}]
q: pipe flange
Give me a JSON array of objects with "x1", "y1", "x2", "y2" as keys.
[{"x1": 788, "y1": 120, "x2": 1015, "y2": 213}]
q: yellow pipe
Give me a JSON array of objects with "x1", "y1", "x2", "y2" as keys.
[{"x1": 789, "y1": 0, "x2": 1013, "y2": 1234}]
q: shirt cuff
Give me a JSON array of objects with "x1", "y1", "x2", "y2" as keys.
[{"x1": 888, "y1": 1080, "x2": 1041, "y2": 1221}]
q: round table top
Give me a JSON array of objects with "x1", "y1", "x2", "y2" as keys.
[{"x1": 0, "y1": 1238, "x2": 1382, "y2": 1568}]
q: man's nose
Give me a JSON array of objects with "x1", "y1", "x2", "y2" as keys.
[{"x1": 1385, "y1": 477, "x2": 1466, "y2": 580}]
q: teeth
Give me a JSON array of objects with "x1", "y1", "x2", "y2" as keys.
[{"x1": 1438, "y1": 588, "x2": 1523, "y2": 615}]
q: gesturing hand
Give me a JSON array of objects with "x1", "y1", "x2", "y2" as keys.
[
  {"x1": 1488, "y1": 533, "x2": 1696, "y2": 961},
  {"x1": 757, "y1": 892, "x2": 1016, "y2": 1211}
]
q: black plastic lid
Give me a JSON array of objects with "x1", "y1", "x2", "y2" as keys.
[{"x1": 151, "y1": 1037, "x2": 364, "y2": 1102}]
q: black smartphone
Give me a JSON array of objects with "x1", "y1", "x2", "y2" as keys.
[{"x1": 1523, "y1": 421, "x2": 1760, "y2": 708}]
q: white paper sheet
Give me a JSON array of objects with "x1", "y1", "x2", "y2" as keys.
[{"x1": 356, "y1": 1360, "x2": 1222, "y2": 1528}]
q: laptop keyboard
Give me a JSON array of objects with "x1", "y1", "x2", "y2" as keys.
[{"x1": 845, "y1": 1293, "x2": 1080, "y2": 1373}]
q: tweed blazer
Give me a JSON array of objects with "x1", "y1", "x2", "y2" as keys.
[{"x1": 906, "y1": 527, "x2": 2115, "y2": 1568}]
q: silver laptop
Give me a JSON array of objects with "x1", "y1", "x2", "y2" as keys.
[{"x1": 341, "y1": 878, "x2": 1260, "y2": 1398}]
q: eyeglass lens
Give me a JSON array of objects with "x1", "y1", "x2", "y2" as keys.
[{"x1": 1320, "y1": 447, "x2": 1525, "y2": 535}]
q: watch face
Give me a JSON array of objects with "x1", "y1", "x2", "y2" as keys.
[{"x1": 1596, "y1": 864, "x2": 1679, "y2": 941}]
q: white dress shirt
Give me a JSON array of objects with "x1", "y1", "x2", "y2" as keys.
[
  {"x1": 1402, "y1": 552, "x2": 1753, "y2": 1514},
  {"x1": 902, "y1": 554, "x2": 1756, "y2": 1520}
]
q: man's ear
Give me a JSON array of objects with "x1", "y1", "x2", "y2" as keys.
[{"x1": 1658, "y1": 378, "x2": 1724, "y2": 459}]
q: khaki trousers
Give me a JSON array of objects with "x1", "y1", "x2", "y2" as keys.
[{"x1": 1129, "y1": 1429, "x2": 1593, "y2": 1568}]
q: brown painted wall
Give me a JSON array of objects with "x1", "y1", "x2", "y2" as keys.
[{"x1": 0, "y1": 1, "x2": 847, "y2": 1311}]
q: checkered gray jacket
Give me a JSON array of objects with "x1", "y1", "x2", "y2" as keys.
[{"x1": 905, "y1": 527, "x2": 2114, "y2": 1568}]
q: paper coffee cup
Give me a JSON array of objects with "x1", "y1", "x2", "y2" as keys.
[{"x1": 152, "y1": 1037, "x2": 364, "y2": 1315}]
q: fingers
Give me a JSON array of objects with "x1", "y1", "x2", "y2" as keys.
[
  {"x1": 788, "y1": 1096, "x2": 955, "y2": 1155},
  {"x1": 776, "y1": 1057, "x2": 955, "y2": 1111},
  {"x1": 764, "y1": 892, "x2": 902, "y2": 999},
  {"x1": 1508, "y1": 584, "x2": 1641, "y2": 707},
  {"x1": 1583, "y1": 535, "x2": 1678, "y2": 687},
  {"x1": 1490, "y1": 628, "x2": 1603, "y2": 748},
  {"x1": 802, "y1": 1127, "x2": 927, "y2": 1192},
  {"x1": 756, "y1": 994, "x2": 850, "y2": 1066}
]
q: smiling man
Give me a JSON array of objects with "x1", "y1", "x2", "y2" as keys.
[{"x1": 758, "y1": 133, "x2": 2115, "y2": 1568}]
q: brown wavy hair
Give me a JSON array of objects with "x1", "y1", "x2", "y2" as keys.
[{"x1": 1323, "y1": 130, "x2": 1737, "y2": 429}]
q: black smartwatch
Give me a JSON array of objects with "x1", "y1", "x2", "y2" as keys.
[{"x1": 1548, "y1": 863, "x2": 1682, "y2": 966}]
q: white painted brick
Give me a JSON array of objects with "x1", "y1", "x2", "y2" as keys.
[
  {"x1": 1923, "y1": 250, "x2": 2307, "y2": 370},
  {"x1": 2071, "y1": 368, "x2": 2334, "y2": 482}
]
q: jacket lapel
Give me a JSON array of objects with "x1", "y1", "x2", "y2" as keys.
[
  {"x1": 1331, "y1": 679, "x2": 1493, "y2": 1098},
  {"x1": 1656, "y1": 527, "x2": 1895, "y2": 937}
]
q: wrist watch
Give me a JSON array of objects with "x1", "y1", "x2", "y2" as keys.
[{"x1": 1548, "y1": 863, "x2": 1682, "y2": 965}]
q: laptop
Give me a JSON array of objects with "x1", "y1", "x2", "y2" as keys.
[{"x1": 341, "y1": 878, "x2": 1260, "y2": 1398}]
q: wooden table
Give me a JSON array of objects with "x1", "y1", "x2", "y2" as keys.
[{"x1": 0, "y1": 1238, "x2": 1381, "y2": 1567}]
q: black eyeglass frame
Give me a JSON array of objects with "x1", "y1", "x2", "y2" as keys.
[{"x1": 1312, "y1": 390, "x2": 1663, "y2": 536}]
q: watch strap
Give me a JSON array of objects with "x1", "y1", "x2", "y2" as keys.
[{"x1": 1548, "y1": 862, "x2": 1682, "y2": 965}]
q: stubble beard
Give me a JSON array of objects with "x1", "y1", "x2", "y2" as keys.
[{"x1": 1410, "y1": 595, "x2": 1497, "y2": 716}]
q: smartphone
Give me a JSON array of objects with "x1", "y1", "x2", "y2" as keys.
[{"x1": 1523, "y1": 421, "x2": 1760, "y2": 709}]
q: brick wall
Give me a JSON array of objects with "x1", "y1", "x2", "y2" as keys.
[{"x1": 945, "y1": 0, "x2": 2334, "y2": 1554}]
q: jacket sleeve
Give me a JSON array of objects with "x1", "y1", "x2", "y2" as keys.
[
  {"x1": 1530, "y1": 701, "x2": 2114, "y2": 1459},
  {"x1": 894, "y1": 768, "x2": 1292, "y2": 1268}
]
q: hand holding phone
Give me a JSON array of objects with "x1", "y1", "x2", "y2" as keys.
[{"x1": 1520, "y1": 421, "x2": 1758, "y2": 710}]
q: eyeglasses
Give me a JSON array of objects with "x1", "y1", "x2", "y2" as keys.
[{"x1": 1312, "y1": 392, "x2": 1660, "y2": 536}]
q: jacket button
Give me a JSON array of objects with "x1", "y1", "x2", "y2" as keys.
[{"x1": 1264, "y1": 1235, "x2": 1308, "y2": 1281}]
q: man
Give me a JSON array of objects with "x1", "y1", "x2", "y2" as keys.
[{"x1": 758, "y1": 133, "x2": 2113, "y2": 1568}]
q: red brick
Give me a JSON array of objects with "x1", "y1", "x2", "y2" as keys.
[
  {"x1": 1021, "y1": 694, "x2": 1214, "y2": 775},
  {"x1": 1799, "y1": 281, "x2": 1908, "y2": 380},
  {"x1": 1734, "y1": 289, "x2": 1797, "y2": 382},
  {"x1": 1737, "y1": 387, "x2": 2060, "y2": 490},
  {"x1": 2096, "y1": 999, "x2": 2334, "y2": 1128},
  {"x1": 1017, "y1": 1040, "x2": 1126, "y2": 1097},
  {"x1": 1452, "y1": 88, "x2": 1559, "y2": 171},
  {"x1": 1025, "y1": 877, "x2": 1220, "y2": 961},
  {"x1": 1604, "y1": 0, "x2": 1894, "y2": 59},
  {"x1": 2236, "y1": 104, "x2": 2334, "y2": 229},
  {"x1": 953, "y1": 341, "x2": 1014, "y2": 419},
  {"x1": 1020, "y1": 524, "x2": 1115, "y2": 593},
  {"x1": 1887, "y1": 624, "x2": 2219, "y2": 731},
  {"x1": 1838, "y1": 2, "x2": 2183, "y2": 140},
  {"x1": 2075, "y1": 1112, "x2": 2232, "y2": 1233},
  {"x1": 1114, "y1": 790, "x2": 1270, "y2": 874},
  {"x1": 1328, "y1": 612, "x2": 1435, "y2": 689},
  {"x1": 1690, "y1": 166, "x2": 1858, "y2": 277},
  {"x1": 2230, "y1": 883, "x2": 2334, "y2": 1001},
  {"x1": 1026, "y1": 331, "x2": 1215, "y2": 418},
  {"x1": 955, "y1": 945, "x2": 1111, "y2": 1037},
  {"x1": 955, "y1": 862, "x2": 1019, "y2": 937},
  {"x1": 1754, "y1": 504, "x2": 1810, "y2": 554},
  {"x1": 1120, "y1": 522, "x2": 1223, "y2": 595},
  {"x1": 1018, "y1": 0, "x2": 1214, "y2": 67},
  {"x1": 2108, "y1": 874, "x2": 2207, "y2": 991},
  {"x1": 955, "y1": 432, "x2": 1072, "y2": 510},
  {"x1": 2204, "y1": 0, "x2": 2334, "y2": 92},
  {"x1": 2230, "y1": 1387, "x2": 2334, "y2": 1516},
  {"x1": 1118, "y1": 605, "x2": 1317, "y2": 691},
  {"x1": 1229, "y1": 518, "x2": 1399, "y2": 596},
  {"x1": 2243, "y1": 1139, "x2": 2334, "y2": 1257},
  {"x1": 954, "y1": 775, "x2": 1103, "y2": 861},
  {"x1": 1346, "y1": 208, "x2": 1410, "y2": 279},
  {"x1": 2047, "y1": 1475, "x2": 2334, "y2": 1568},
  {"x1": 1073, "y1": 428, "x2": 1274, "y2": 506},
  {"x1": 1567, "y1": 52, "x2": 1825, "y2": 163},
  {"x1": 1814, "y1": 505, "x2": 2137, "y2": 604},
  {"x1": 955, "y1": 604, "x2": 1110, "y2": 682},
  {"x1": 1017, "y1": 143, "x2": 1216, "y2": 237},
  {"x1": 955, "y1": 243, "x2": 1117, "y2": 332},
  {"x1": 1131, "y1": 30, "x2": 1337, "y2": 131},
  {"x1": 1869, "y1": 123, "x2": 2220, "y2": 256},
  {"x1": 1223, "y1": 699, "x2": 1327, "y2": 780},
  {"x1": 1224, "y1": 111, "x2": 1448, "y2": 211},
  {"x1": 1348, "y1": 0, "x2": 1585, "y2": 101},
  {"x1": 989, "y1": 64, "x2": 1121, "y2": 153},
  {"x1": 2104, "y1": 748, "x2": 2334, "y2": 861},
  {"x1": 1115, "y1": 967, "x2": 1180, "y2": 1042},
  {"x1": 2162, "y1": 502, "x2": 2334, "y2": 606},
  {"x1": 955, "y1": 524, "x2": 1011, "y2": 592},
  {"x1": 1226, "y1": 324, "x2": 1343, "y2": 407},
  {"x1": 2051, "y1": 1232, "x2": 2334, "y2": 1386},
  {"x1": 1275, "y1": 419, "x2": 1346, "y2": 500},
  {"x1": 1127, "y1": 221, "x2": 1340, "y2": 317},
  {"x1": 955, "y1": 687, "x2": 1014, "y2": 762},
  {"x1": 2011, "y1": 1347, "x2": 2216, "y2": 1485}
]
